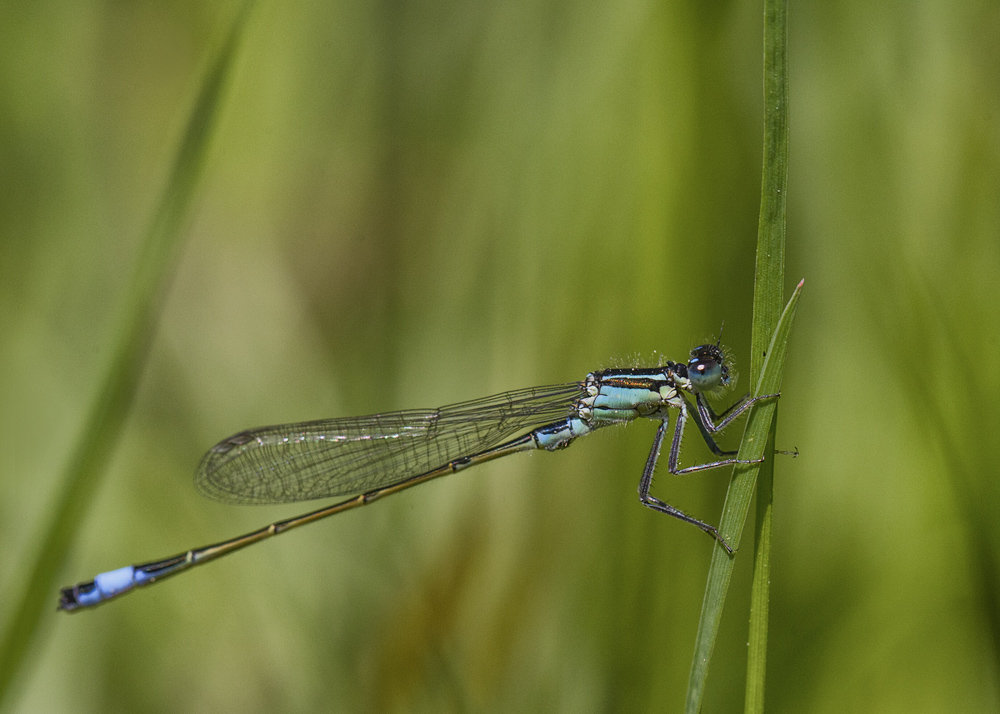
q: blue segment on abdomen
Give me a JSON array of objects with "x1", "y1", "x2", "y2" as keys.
[
  {"x1": 75, "y1": 565, "x2": 153, "y2": 607},
  {"x1": 533, "y1": 418, "x2": 591, "y2": 451},
  {"x1": 593, "y1": 385, "x2": 659, "y2": 411}
]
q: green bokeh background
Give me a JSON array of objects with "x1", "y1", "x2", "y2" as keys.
[{"x1": 2, "y1": 1, "x2": 999, "y2": 712}]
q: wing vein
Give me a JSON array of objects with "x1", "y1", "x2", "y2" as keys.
[{"x1": 195, "y1": 382, "x2": 586, "y2": 504}]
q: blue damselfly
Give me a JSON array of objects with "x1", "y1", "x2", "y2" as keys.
[{"x1": 59, "y1": 342, "x2": 777, "y2": 612}]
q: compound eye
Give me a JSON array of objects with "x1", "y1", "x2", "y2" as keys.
[{"x1": 688, "y1": 356, "x2": 725, "y2": 391}]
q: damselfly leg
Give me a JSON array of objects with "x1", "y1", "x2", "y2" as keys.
[{"x1": 638, "y1": 390, "x2": 781, "y2": 553}]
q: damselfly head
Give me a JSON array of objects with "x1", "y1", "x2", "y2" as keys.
[{"x1": 687, "y1": 343, "x2": 731, "y2": 394}]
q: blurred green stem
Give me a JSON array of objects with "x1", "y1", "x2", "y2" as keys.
[
  {"x1": 0, "y1": 4, "x2": 253, "y2": 709},
  {"x1": 684, "y1": 0, "x2": 790, "y2": 710}
]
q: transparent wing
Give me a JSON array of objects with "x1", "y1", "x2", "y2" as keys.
[{"x1": 196, "y1": 382, "x2": 587, "y2": 504}]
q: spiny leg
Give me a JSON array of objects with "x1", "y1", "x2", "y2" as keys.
[
  {"x1": 637, "y1": 419, "x2": 734, "y2": 554},
  {"x1": 694, "y1": 392, "x2": 796, "y2": 460},
  {"x1": 634, "y1": 393, "x2": 790, "y2": 555},
  {"x1": 684, "y1": 395, "x2": 736, "y2": 458},
  {"x1": 699, "y1": 392, "x2": 751, "y2": 423},
  {"x1": 696, "y1": 391, "x2": 780, "y2": 433},
  {"x1": 668, "y1": 398, "x2": 765, "y2": 476}
]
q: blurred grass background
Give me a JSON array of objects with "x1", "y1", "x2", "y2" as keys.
[{"x1": 1, "y1": 0, "x2": 998, "y2": 712}]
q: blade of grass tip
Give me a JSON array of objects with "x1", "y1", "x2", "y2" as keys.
[
  {"x1": 685, "y1": 281, "x2": 802, "y2": 714},
  {"x1": 0, "y1": 3, "x2": 254, "y2": 708}
]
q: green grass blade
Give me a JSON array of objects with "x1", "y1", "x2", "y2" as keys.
[
  {"x1": 744, "y1": 0, "x2": 789, "y2": 710},
  {"x1": 684, "y1": 0, "x2": 790, "y2": 710},
  {"x1": 750, "y1": 0, "x2": 790, "y2": 383},
  {"x1": 0, "y1": 4, "x2": 254, "y2": 707},
  {"x1": 684, "y1": 281, "x2": 801, "y2": 714},
  {"x1": 744, "y1": 416, "x2": 777, "y2": 714}
]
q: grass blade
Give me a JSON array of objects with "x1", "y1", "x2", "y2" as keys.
[
  {"x1": 0, "y1": 4, "x2": 254, "y2": 707},
  {"x1": 744, "y1": 416, "x2": 777, "y2": 714},
  {"x1": 684, "y1": 0, "x2": 791, "y2": 709},
  {"x1": 743, "y1": 0, "x2": 789, "y2": 709},
  {"x1": 685, "y1": 281, "x2": 801, "y2": 714}
]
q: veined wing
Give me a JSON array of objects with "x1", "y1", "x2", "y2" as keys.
[{"x1": 195, "y1": 382, "x2": 587, "y2": 504}]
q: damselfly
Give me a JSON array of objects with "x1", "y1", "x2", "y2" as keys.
[{"x1": 59, "y1": 342, "x2": 777, "y2": 612}]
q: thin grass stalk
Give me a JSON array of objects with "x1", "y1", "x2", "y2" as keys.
[{"x1": 684, "y1": 0, "x2": 791, "y2": 707}]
